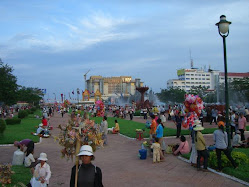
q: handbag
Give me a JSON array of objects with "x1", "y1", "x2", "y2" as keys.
[{"x1": 165, "y1": 145, "x2": 173, "y2": 154}]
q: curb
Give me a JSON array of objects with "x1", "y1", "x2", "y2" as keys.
[
  {"x1": 0, "y1": 137, "x2": 43, "y2": 147},
  {"x1": 178, "y1": 156, "x2": 249, "y2": 186}
]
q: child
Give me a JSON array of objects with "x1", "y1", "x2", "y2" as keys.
[
  {"x1": 28, "y1": 152, "x2": 51, "y2": 187},
  {"x1": 24, "y1": 147, "x2": 37, "y2": 168},
  {"x1": 151, "y1": 137, "x2": 161, "y2": 163}
]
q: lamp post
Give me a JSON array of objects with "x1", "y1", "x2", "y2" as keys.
[{"x1": 215, "y1": 15, "x2": 232, "y2": 147}]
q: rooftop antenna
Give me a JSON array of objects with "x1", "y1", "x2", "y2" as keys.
[
  {"x1": 190, "y1": 49, "x2": 194, "y2": 68},
  {"x1": 84, "y1": 69, "x2": 90, "y2": 90}
]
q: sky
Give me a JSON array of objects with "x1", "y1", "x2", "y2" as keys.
[{"x1": 0, "y1": 0, "x2": 249, "y2": 101}]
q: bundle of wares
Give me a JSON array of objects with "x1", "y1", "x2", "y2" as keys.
[
  {"x1": 0, "y1": 164, "x2": 14, "y2": 185},
  {"x1": 182, "y1": 94, "x2": 204, "y2": 129},
  {"x1": 55, "y1": 118, "x2": 103, "y2": 160},
  {"x1": 55, "y1": 117, "x2": 104, "y2": 186}
]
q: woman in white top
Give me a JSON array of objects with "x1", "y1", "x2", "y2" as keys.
[
  {"x1": 28, "y1": 152, "x2": 51, "y2": 187},
  {"x1": 24, "y1": 147, "x2": 37, "y2": 168}
]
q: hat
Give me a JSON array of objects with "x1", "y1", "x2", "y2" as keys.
[
  {"x1": 38, "y1": 153, "x2": 48, "y2": 161},
  {"x1": 236, "y1": 130, "x2": 241, "y2": 134},
  {"x1": 77, "y1": 145, "x2": 94, "y2": 158},
  {"x1": 193, "y1": 125, "x2": 204, "y2": 131},
  {"x1": 218, "y1": 121, "x2": 225, "y2": 127},
  {"x1": 39, "y1": 123, "x2": 43, "y2": 127},
  {"x1": 193, "y1": 120, "x2": 201, "y2": 126}
]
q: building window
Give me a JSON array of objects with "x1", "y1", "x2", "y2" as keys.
[
  {"x1": 186, "y1": 78, "x2": 190, "y2": 80},
  {"x1": 186, "y1": 74, "x2": 190, "y2": 76},
  {"x1": 202, "y1": 78, "x2": 205, "y2": 80},
  {"x1": 191, "y1": 78, "x2": 194, "y2": 80}
]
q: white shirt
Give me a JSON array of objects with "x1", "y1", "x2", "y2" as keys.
[
  {"x1": 101, "y1": 120, "x2": 108, "y2": 135},
  {"x1": 230, "y1": 114, "x2": 236, "y2": 127},
  {"x1": 34, "y1": 162, "x2": 51, "y2": 184},
  {"x1": 24, "y1": 153, "x2": 35, "y2": 167}
]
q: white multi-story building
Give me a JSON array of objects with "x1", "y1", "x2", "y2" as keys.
[{"x1": 167, "y1": 68, "x2": 249, "y2": 92}]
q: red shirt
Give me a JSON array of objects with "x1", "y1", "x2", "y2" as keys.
[{"x1": 42, "y1": 119, "x2": 48, "y2": 126}]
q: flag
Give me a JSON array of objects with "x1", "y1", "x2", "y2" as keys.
[{"x1": 72, "y1": 90, "x2": 74, "y2": 95}]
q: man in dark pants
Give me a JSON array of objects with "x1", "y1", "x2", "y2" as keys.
[{"x1": 174, "y1": 112, "x2": 182, "y2": 138}]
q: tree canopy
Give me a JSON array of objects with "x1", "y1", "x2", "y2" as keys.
[
  {"x1": 156, "y1": 88, "x2": 186, "y2": 104},
  {"x1": 0, "y1": 60, "x2": 18, "y2": 105},
  {"x1": 0, "y1": 60, "x2": 43, "y2": 106}
]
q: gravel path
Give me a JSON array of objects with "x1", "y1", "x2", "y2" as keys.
[{"x1": 0, "y1": 112, "x2": 246, "y2": 186}]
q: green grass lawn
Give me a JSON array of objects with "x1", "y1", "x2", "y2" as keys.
[
  {"x1": 0, "y1": 110, "x2": 42, "y2": 144},
  {"x1": 181, "y1": 148, "x2": 249, "y2": 182},
  {"x1": 5, "y1": 165, "x2": 32, "y2": 186},
  {"x1": 91, "y1": 116, "x2": 219, "y2": 138}
]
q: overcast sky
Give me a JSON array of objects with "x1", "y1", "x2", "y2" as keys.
[{"x1": 0, "y1": 0, "x2": 249, "y2": 100}]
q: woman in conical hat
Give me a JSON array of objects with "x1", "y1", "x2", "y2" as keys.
[{"x1": 194, "y1": 122, "x2": 208, "y2": 172}]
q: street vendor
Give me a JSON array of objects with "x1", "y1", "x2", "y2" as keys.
[{"x1": 70, "y1": 145, "x2": 103, "y2": 187}]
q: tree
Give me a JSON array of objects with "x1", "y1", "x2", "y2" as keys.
[
  {"x1": 189, "y1": 85, "x2": 208, "y2": 99},
  {"x1": 0, "y1": 60, "x2": 18, "y2": 105},
  {"x1": 16, "y1": 87, "x2": 43, "y2": 106},
  {"x1": 229, "y1": 77, "x2": 249, "y2": 103},
  {"x1": 157, "y1": 88, "x2": 186, "y2": 104}
]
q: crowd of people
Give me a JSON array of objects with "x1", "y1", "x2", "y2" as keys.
[{"x1": 7, "y1": 102, "x2": 248, "y2": 186}]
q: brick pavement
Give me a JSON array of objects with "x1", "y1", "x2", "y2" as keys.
[{"x1": 0, "y1": 112, "x2": 246, "y2": 186}]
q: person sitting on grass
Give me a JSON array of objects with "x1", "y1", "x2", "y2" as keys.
[
  {"x1": 31, "y1": 124, "x2": 50, "y2": 137},
  {"x1": 173, "y1": 135, "x2": 190, "y2": 156},
  {"x1": 41, "y1": 116, "x2": 47, "y2": 127},
  {"x1": 232, "y1": 130, "x2": 243, "y2": 148},
  {"x1": 28, "y1": 152, "x2": 51, "y2": 187},
  {"x1": 24, "y1": 147, "x2": 38, "y2": 168},
  {"x1": 151, "y1": 137, "x2": 161, "y2": 163},
  {"x1": 112, "y1": 120, "x2": 120, "y2": 134}
]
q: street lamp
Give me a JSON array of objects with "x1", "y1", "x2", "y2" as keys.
[{"x1": 215, "y1": 15, "x2": 232, "y2": 147}]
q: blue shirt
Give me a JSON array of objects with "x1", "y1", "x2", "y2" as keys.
[{"x1": 156, "y1": 124, "x2": 163, "y2": 138}]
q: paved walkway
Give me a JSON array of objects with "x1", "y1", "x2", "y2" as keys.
[{"x1": 0, "y1": 112, "x2": 246, "y2": 186}]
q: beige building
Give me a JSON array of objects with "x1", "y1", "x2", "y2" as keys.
[{"x1": 86, "y1": 76, "x2": 143, "y2": 100}]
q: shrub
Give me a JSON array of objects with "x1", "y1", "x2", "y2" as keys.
[
  {"x1": 31, "y1": 107, "x2": 37, "y2": 112},
  {"x1": 134, "y1": 110, "x2": 141, "y2": 116},
  {"x1": 208, "y1": 150, "x2": 249, "y2": 169},
  {"x1": 26, "y1": 109, "x2": 31, "y2": 114},
  {"x1": 18, "y1": 110, "x2": 29, "y2": 119},
  {"x1": 5, "y1": 118, "x2": 21, "y2": 125},
  {"x1": 0, "y1": 119, "x2": 6, "y2": 134}
]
